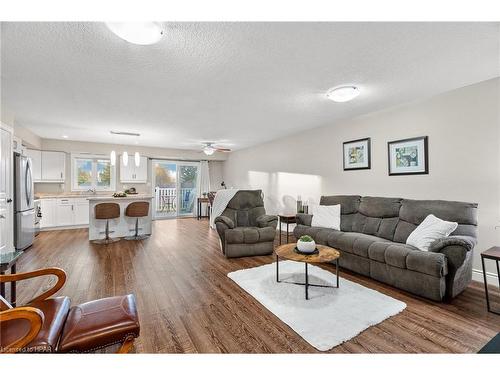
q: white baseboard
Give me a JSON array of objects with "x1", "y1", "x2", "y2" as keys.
[
  {"x1": 472, "y1": 268, "x2": 499, "y2": 285},
  {"x1": 40, "y1": 224, "x2": 88, "y2": 231}
]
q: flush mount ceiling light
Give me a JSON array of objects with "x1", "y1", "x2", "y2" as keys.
[
  {"x1": 105, "y1": 22, "x2": 164, "y2": 45},
  {"x1": 326, "y1": 86, "x2": 360, "y2": 103}
]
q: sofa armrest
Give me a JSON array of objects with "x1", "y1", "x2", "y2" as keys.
[
  {"x1": 296, "y1": 213, "x2": 313, "y2": 226},
  {"x1": 430, "y1": 235, "x2": 477, "y2": 253},
  {"x1": 429, "y1": 235, "x2": 477, "y2": 275},
  {"x1": 214, "y1": 216, "x2": 235, "y2": 255},
  {"x1": 214, "y1": 215, "x2": 235, "y2": 229},
  {"x1": 256, "y1": 214, "x2": 278, "y2": 228}
]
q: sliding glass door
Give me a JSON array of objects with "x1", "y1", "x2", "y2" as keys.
[
  {"x1": 152, "y1": 161, "x2": 177, "y2": 219},
  {"x1": 152, "y1": 160, "x2": 200, "y2": 219},
  {"x1": 178, "y1": 164, "x2": 199, "y2": 216}
]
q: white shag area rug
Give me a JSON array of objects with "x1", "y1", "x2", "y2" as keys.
[{"x1": 228, "y1": 260, "x2": 407, "y2": 351}]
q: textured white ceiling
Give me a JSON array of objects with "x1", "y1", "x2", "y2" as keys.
[{"x1": 1, "y1": 22, "x2": 499, "y2": 150}]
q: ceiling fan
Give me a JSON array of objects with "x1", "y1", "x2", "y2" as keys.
[{"x1": 201, "y1": 142, "x2": 231, "y2": 155}]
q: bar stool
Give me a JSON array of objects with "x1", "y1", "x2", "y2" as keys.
[
  {"x1": 125, "y1": 201, "x2": 150, "y2": 240},
  {"x1": 93, "y1": 203, "x2": 121, "y2": 244}
]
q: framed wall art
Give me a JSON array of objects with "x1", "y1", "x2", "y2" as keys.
[
  {"x1": 343, "y1": 138, "x2": 371, "y2": 171},
  {"x1": 387, "y1": 136, "x2": 428, "y2": 175}
]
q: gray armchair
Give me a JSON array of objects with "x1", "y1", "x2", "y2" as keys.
[{"x1": 215, "y1": 190, "x2": 278, "y2": 258}]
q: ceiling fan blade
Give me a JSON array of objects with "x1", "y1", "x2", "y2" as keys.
[{"x1": 215, "y1": 148, "x2": 232, "y2": 152}]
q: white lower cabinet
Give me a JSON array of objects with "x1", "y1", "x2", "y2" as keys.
[
  {"x1": 74, "y1": 199, "x2": 90, "y2": 225},
  {"x1": 40, "y1": 199, "x2": 56, "y2": 228},
  {"x1": 40, "y1": 198, "x2": 89, "y2": 228},
  {"x1": 56, "y1": 199, "x2": 74, "y2": 226}
]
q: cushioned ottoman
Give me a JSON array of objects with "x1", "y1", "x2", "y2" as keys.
[{"x1": 58, "y1": 294, "x2": 140, "y2": 353}]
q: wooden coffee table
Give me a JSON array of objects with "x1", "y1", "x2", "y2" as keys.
[{"x1": 275, "y1": 243, "x2": 341, "y2": 300}]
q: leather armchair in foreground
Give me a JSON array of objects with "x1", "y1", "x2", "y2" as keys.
[
  {"x1": 215, "y1": 190, "x2": 278, "y2": 258},
  {"x1": 0, "y1": 267, "x2": 140, "y2": 353}
]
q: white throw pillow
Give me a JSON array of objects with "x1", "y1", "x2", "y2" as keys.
[
  {"x1": 406, "y1": 214, "x2": 458, "y2": 251},
  {"x1": 311, "y1": 204, "x2": 341, "y2": 230}
]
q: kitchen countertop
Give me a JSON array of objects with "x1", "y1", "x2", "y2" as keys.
[
  {"x1": 35, "y1": 192, "x2": 149, "y2": 199},
  {"x1": 87, "y1": 195, "x2": 153, "y2": 201}
]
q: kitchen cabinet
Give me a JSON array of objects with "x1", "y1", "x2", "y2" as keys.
[
  {"x1": 120, "y1": 155, "x2": 148, "y2": 183},
  {"x1": 40, "y1": 199, "x2": 56, "y2": 228},
  {"x1": 55, "y1": 199, "x2": 74, "y2": 226},
  {"x1": 41, "y1": 151, "x2": 66, "y2": 182},
  {"x1": 26, "y1": 149, "x2": 42, "y2": 182},
  {"x1": 74, "y1": 198, "x2": 90, "y2": 225},
  {"x1": 134, "y1": 156, "x2": 148, "y2": 181},
  {"x1": 40, "y1": 197, "x2": 89, "y2": 228},
  {"x1": 27, "y1": 150, "x2": 66, "y2": 183},
  {"x1": 12, "y1": 136, "x2": 26, "y2": 155}
]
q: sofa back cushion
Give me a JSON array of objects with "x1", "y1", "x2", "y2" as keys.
[
  {"x1": 393, "y1": 199, "x2": 478, "y2": 243},
  {"x1": 222, "y1": 190, "x2": 266, "y2": 227},
  {"x1": 319, "y1": 195, "x2": 478, "y2": 243},
  {"x1": 320, "y1": 195, "x2": 402, "y2": 240},
  {"x1": 320, "y1": 195, "x2": 360, "y2": 232},
  {"x1": 356, "y1": 197, "x2": 402, "y2": 240}
]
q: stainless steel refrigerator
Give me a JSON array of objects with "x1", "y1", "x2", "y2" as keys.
[{"x1": 14, "y1": 153, "x2": 35, "y2": 250}]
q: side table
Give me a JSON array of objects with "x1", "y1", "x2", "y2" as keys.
[
  {"x1": 197, "y1": 197, "x2": 210, "y2": 220},
  {"x1": 481, "y1": 247, "x2": 500, "y2": 315},
  {"x1": 278, "y1": 214, "x2": 296, "y2": 245},
  {"x1": 0, "y1": 250, "x2": 24, "y2": 307}
]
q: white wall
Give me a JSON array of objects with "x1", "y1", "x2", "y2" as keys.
[
  {"x1": 209, "y1": 161, "x2": 225, "y2": 191},
  {"x1": 223, "y1": 78, "x2": 500, "y2": 283}
]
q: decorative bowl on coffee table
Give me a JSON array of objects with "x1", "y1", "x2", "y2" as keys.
[{"x1": 296, "y1": 235, "x2": 316, "y2": 253}]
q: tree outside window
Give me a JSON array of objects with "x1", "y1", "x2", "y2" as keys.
[
  {"x1": 76, "y1": 159, "x2": 92, "y2": 188},
  {"x1": 72, "y1": 156, "x2": 115, "y2": 191},
  {"x1": 97, "y1": 160, "x2": 111, "y2": 188}
]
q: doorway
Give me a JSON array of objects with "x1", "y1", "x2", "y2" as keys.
[
  {"x1": 152, "y1": 160, "x2": 200, "y2": 219},
  {"x1": 1, "y1": 127, "x2": 13, "y2": 254}
]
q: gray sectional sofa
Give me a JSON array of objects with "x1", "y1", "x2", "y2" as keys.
[{"x1": 293, "y1": 195, "x2": 478, "y2": 301}]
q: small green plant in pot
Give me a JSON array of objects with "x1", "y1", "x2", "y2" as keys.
[{"x1": 297, "y1": 235, "x2": 316, "y2": 253}]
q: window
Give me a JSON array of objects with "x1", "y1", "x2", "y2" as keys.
[{"x1": 71, "y1": 154, "x2": 116, "y2": 191}]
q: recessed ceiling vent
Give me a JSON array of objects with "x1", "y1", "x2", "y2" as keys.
[{"x1": 110, "y1": 130, "x2": 141, "y2": 137}]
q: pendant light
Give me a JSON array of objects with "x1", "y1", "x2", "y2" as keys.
[
  {"x1": 134, "y1": 152, "x2": 140, "y2": 167},
  {"x1": 123, "y1": 151, "x2": 128, "y2": 166},
  {"x1": 110, "y1": 150, "x2": 116, "y2": 166}
]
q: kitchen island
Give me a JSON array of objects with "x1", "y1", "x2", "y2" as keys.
[{"x1": 88, "y1": 195, "x2": 153, "y2": 241}]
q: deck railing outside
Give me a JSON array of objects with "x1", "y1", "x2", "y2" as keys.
[{"x1": 155, "y1": 187, "x2": 195, "y2": 214}]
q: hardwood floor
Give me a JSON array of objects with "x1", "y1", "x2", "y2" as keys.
[{"x1": 10, "y1": 218, "x2": 500, "y2": 353}]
